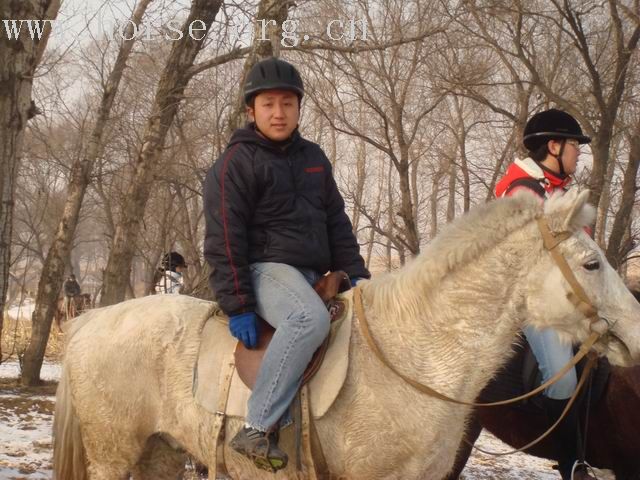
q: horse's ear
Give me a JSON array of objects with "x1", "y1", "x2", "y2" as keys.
[{"x1": 562, "y1": 189, "x2": 594, "y2": 231}]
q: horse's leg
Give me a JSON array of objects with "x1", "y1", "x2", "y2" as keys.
[
  {"x1": 442, "y1": 413, "x2": 483, "y2": 480},
  {"x1": 130, "y1": 435, "x2": 188, "y2": 480},
  {"x1": 86, "y1": 464, "x2": 129, "y2": 480},
  {"x1": 82, "y1": 428, "x2": 146, "y2": 480}
]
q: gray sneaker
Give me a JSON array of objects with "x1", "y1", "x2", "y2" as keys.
[{"x1": 229, "y1": 427, "x2": 288, "y2": 472}]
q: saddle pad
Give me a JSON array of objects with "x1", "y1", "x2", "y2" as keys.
[{"x1": 194, "y1": 289, "x2": 353, "y2": 420}]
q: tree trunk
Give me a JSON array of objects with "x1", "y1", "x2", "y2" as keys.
[
  {"x1": 21, "y1": 0, "x2": 153, "y2": 385},
  {"x1": 226, "y1": 0, "x2": 293, "y2": 134},
  {"x1": 397, "y1": 164, "x2": 420, "y2": 255},
  {"x1": 605, "y1": 128, "x2": 640, "y2": 269},
  {"x1": 100, "y1": 0, "x2": 223, "y2": 307},
  {"x1": 351, "y1": 138, "x2": 366, "y2": 232},
  {"x1": 595, "y1": 139, "x2": 618, "y2": 247},
  {"x1": 446, "y1": 156, "x2": 457, "y2": 223},
  {"x1": 386, "y1": 160, "x2": 394, "y2": 271},
  {"x1": 0, "y1": 0, "x2": 60, "y2": 361},
  {"x1": 365, "y1": 169, "x2": 383, "y2": 270},
  {"x1": 592, "y1": 135, "x2": 614, "y2": 245},
  {"x1": 452, "y1": 96, "x2": 471, "y2": 212},
  {"x1": 430, "y1": 167, "x2": 443, "y2": 239}
]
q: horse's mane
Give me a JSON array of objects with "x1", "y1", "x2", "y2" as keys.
[{"x1": 365, "y1": 189, "x2": 594, "y2": 321}]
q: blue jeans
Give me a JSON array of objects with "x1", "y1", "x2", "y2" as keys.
[
  {"x1": 523, "y1": 326, "x2": 577, "y2": 400},
  {"x1": 246, "y1": 262, "x2": 330, "y2": 431}
]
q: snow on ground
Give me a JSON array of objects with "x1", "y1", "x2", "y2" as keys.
[
  {"x1": 0, "y1": 363, "x2": 61, "y2": 382},
  {"x1": 5, "y1": 300, "x2": 36, "y2": 322},
  {"x1": 0, "y1": 361, "x2": 57, "y2": 480},
  {"x1": 0, "y1": 360, "x2": 614, "y2": 479}
]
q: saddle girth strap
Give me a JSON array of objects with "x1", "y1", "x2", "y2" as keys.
[
  {"x1": 212, "y1": 352, "x2": 235, "y2": 478},
  {"x1": 300, "y1": 385, "x2": 330, "y2": 479}
]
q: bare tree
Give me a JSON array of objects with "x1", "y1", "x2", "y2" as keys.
[
  {"x1": 100, "y1": 0, "x2": 224, "y2": 306},
  {"x1": 606, "y1": 113, "x2": 640, "y2": 268},
  {"x1": 0, "y1": 0, "x2": 60, "y2": 360},
  {"x1": 21, "y1": 0, "x2": 154, "y2": 385},
  {"x1": 308, "y1": 0, "x2": 447, "y2": 257}
]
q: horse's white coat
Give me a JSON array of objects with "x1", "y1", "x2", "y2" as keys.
[{"x1": 53, "y1": 189, "x2": 640, "y2": 480}]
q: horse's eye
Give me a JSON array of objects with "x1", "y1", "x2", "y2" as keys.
[{"x1": 584, "y1": 261, "x2": 600, "y2": 271}]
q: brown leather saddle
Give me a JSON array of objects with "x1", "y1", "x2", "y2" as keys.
[{"x1": 234, "y1": 271, "x2": 351, "y2": 390}]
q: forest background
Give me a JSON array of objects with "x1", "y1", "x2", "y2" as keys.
[{"x1": 2, "y1": 0, "x2": 640, "y2": 384}]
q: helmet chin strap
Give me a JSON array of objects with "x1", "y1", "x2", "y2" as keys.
[{"x1": 548, "y1": 139, "x2": 567, "y2": 176}]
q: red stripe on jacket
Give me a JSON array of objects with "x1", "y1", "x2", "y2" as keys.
[{"x1": 220, "y1": 144, "x2": 244, "y2": 307}]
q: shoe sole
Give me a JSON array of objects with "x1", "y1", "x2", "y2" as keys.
[
  {"x1": 254, "y1": 456, "x2": 287, "y2": 472},
  {"x1": 230, "y1": 442, "x2": 288, "y2": 472}
]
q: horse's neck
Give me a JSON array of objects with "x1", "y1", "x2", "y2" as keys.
[{"x1": 362, "y1": 239, "x2": 532, "y2": 403}]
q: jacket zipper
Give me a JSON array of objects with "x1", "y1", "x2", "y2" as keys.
[{"x1": 287, "y1": 157, "x2": 297, "y2": 194}]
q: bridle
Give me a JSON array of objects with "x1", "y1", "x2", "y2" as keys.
[
  {"x1": 353, "y1": 215, "x2": 604, "y2": 408},
  {"x1": 353, "y1": 215, "x2": 605, "y2": 454}
]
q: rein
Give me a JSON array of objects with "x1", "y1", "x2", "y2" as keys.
[
  {"x1": 468, "y1": 353, "x2": 596, "y2": 456},
  {"x1": 353, "y1": 216, "x2": 604, "y2": 409}
]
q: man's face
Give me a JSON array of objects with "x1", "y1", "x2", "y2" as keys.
[{"x1": 247, "y1": 90, "x2": 300, "y2": 141}]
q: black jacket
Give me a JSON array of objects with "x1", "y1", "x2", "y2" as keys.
[
  {"x1": 63, "y1": 279, "x2": 81, "y2": 297},
  {"x1": 203, "y1": 124, "x2": 370, "y2": 316}
]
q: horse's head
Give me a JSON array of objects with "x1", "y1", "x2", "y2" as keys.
[{"x1": 522, "y1": 189, "x2": 640, "y2": 367}]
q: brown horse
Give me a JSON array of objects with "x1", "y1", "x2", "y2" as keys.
[
  {"x1": 54, "y1": 293, "x2": 92, "y2": 330},
  {"x1": 445, "y1": 348, "x2": 640, "y2": 479}
]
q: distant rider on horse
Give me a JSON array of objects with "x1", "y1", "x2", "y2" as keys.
[
  {"x1": 63, "y1": 273, "x2": 81, "y2": 319},
  {"x1": 154, "y1": 251, "x2": 187, "y2": 294}
]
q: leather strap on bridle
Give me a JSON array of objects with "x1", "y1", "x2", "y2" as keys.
[
  {"x1": 536, "y1": 218, "x2": 598, "y2": 320},
  {"x1": 352, "y1": 215, "x2": 603, "y2": 408}
]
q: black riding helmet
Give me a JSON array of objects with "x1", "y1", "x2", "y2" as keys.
[
  {"x1": 523, "y1": 109, "x2": 591, "y2": 151},
  {"x1": 161, "y1": 251, "x2": 186, "y2": 272},
  {"x1": 243, "y1": 57, "x2": 304, "y2": 106}
]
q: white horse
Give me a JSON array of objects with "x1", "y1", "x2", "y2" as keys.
[{"x1": 53, "y1": 190, "x2": 640, "y2": 480}]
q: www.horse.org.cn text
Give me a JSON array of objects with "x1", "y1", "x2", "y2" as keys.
[
  {"x1": 1, "y1": 18, "x2": 368, "y2": 45},
  {"x1": 114, "y1": 18, "x2": 369, "y2": 45}
]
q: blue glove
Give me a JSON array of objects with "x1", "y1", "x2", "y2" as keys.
[
  {"x1": 229, "y1": 312, "x2": 258, "y2": 349},
  {"x1": 350, "y1": 277, "x2": 364, "y2": 288}
]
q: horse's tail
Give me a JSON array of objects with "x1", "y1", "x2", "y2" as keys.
[{"x1": 53, "y1": 363, "x2": 87, "y2": 480}]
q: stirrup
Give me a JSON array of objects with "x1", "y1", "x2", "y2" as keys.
[{"x1": 570, "y1": 461, "x2": 596, "y2": 480}]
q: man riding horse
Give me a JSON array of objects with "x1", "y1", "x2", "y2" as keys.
[{"x1": 203, "y1": 57, "x2": 370, "y2": 471}]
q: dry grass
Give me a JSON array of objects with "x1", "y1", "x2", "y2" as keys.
[{"x1": 1, "y1": 315, "x2": 65, "y2": 363}]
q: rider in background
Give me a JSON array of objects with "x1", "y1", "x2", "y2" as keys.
[
  {"x1": 63, "y1": 274, "x2": 81, "y2": 318},
  {"x1": 154, "y1": 251, "x2": 187, "y2": 294},
  {"x1": 203, "y1": 57, "x2": 370, "y2": 471},
  {"x1": 496, "y1": 108, "x2": 595, "y2": 480}
]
